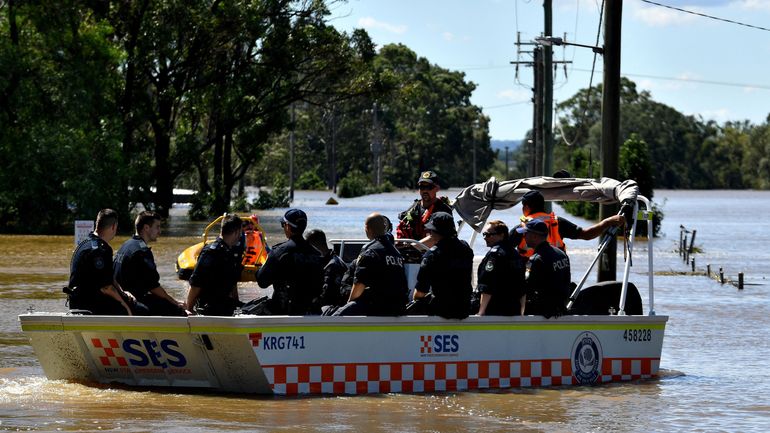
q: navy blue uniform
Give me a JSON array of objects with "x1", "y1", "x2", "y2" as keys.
[
  {"x1": 320, "y1": 252, "x2": 349, "y2": 308},
  {"x1": 68, "y1": 233, "x2": 128, "y2": 315},
  {"x1": 114, "y1": 235, "x2": 185, "y2": 316},
  {"x1": 256, "y1": 236, "x2": 325, "y2": 315},
  {"x1": 525, "y1": 241, "x2": 571, "y2": 318},
  {"x1": 189, "y1": 237, "x2": 243, "y2": 316},
  {"x1": 477, "y1": 240, "x2": 526, "y2": 316},
  {"x1": 334, "y1": 235, "x2": 409, "y2": 316},
  {"x1": 415, "y1": 237, "x2": 474, "y2": 319}
]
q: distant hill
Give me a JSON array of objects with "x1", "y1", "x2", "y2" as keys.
[{"x1": 490, "y1": 139, "x2": 522, "y2": 153}]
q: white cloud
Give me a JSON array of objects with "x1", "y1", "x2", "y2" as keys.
[
  {"x1": 442, "y1": 31, "x2": 454, "y2": 42},
  {"x1": 497, "y1": 88, "x2": 531, "y2": 101},
  {"x1": 631, "y1": 72, "x2": 702, "y2": 94},
  {"x1": 357, "y1": 17, "x2": 407, "y2": 34},
  {"x1": 669, "y1": 72, "x2": 702, "y2": 90},
  {"x1": 630, "y1": 3, "x2": 700, "y2": 27},
  {"x1": 732, "y1": 0, "x2": 770, "y2": 12},
  {"x1": 699, "y1": 108, "x2": 731, "y2": 121}
]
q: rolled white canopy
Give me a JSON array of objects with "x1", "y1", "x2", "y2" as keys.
[{"x1": 453, "y1": 176, "x2": 639, "y2": 232}]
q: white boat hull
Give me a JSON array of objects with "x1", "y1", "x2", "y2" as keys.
[{"x1": 19, "y1": 313, "x2": 667, "y2": 395}]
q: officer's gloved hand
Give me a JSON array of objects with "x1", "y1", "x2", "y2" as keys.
[{"x1": 619, "y1": 199, "x2": 635, "y2": 236}]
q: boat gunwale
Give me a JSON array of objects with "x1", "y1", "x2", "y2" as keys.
[{"x1": 19, "y1": 312, "x2": 669, "y2": 334}]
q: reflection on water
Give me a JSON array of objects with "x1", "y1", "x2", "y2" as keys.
[{"x1": 2, "y1": 189, "x2": 770, "y2": 431}]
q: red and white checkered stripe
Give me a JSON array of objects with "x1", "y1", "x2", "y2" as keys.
[
  {"x1": 601, "y1": 358, "x2": 658, "y2": 382},
  {"x1": 261, "y1": 358, "x2": 658, "y2": 395},
  {"x1": 91, "y1": 338, "x2": 128, "y2": 367}
]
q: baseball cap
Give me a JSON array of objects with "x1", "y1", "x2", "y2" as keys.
[
  {"x1": 424, "y1": 212, "x2": 456, "y2": 236},
  {"x1": 281, "y1": 208, "x2": 307, "y2": 231},
  {"x1": 516, "y1": 219, "x2": 548, "y2": 236},
  {"x1": 521, "y1": 190, "x2": 544, "y2": 209},
  {"x1": 417, "y1": 170, "x2": 439, "y2": 186}
]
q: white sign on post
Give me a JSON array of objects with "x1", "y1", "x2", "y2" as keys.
[{"x1": 74, "y1": 220, "x2": 94, "y2": 246}]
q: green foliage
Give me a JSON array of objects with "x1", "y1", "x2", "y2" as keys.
[
  {"x1": 378, "y1": 180, "x2": 395, "y2": 193},
  {"x1": 337, "y1": 170, "x2": 372, "y2": 198},
  {"x1": 189, "y1": 192, "x2": 214, "y2": 221},
  {"x1": 8, "y1": 0, "x2": 770, "y2": 238},
  {"x1": 336, "y1": 170, "x2": 395, "y2": 198},
  {"x1": 620, "y1": 134, "x2": 660, "y2": 236},
  {"x1": 252, "y1": 41, "x2": 494, "y2": 193},
  {"x1": 296, "y1": 170, "x2": 328, "y2": 190},
  {"x1": 231, "y1": 194, "x2": 250, "y2": 212},
  {"x1": 0, "y1": 2, "x2": 126, "y2": 233},
  {"x1": 253, "y1": 189, "x2": 290, "y2": 210},
  {"x1": 252, "y1": 175, "x2": 290, "y2": 209},
  {"x1": 549, "y1": 77, "x2": 770, "y2": 191},
  {"x1": 620, "y1": 134, "x2": 654, "y2": 196}
]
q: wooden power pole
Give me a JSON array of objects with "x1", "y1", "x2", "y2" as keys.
[
  {"x1": 533, "y1": 47, "x2": 543, "y2": 176},
  {"x1": 598, "y1": 0, "x2": 622, "y2": 282},
  {"x1": 543, "y1": 0, "x2": 554, "y2": 211}
]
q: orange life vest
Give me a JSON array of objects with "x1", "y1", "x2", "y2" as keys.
[
  {"x1": 242, "y1": 229, "x2": 268, "y2": 267},
  {"x1": 517, "y1": 211, "x2": 566, "y2": 257}
]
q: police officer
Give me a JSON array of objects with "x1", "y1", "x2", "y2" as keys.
[
  {"x1": 256, "y1": 209, "x2": 325, "y2": 315},
  {"x1": 334, "y1": 212, "x2": 409, "y2": 316},
  {"x1": 114, "y1": 211, "x2": 187, "y2": 316},
  {"x1": 66, "y1": 209, "x2": 143, "y2": 315},
  {"x1": 511, "y1": 190, "x2": 627, "y2": 257},
  {"x1": 476, "y1": 220, "x2": 526, "y2": 316},
  {"x1": 518, "y1": 219, "x2": 571, "y2": 318},
  {"x1": 413, "y1": 212, "x2": 474, "y2": 319},
  {"x1": 186, "y1": 214, "x2": 244, "y2": 316},
  {"x1": 305, "y1": 228, "x2": 349, "y2": 314},
  {"x1": 396, "y1": 170, "x2": 453, "y2": 248}
]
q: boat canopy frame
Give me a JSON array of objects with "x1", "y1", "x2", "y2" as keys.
[{"x1": 453, "y1": 176, "x2": 655, "y2": 316}]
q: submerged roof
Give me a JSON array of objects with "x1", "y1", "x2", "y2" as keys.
[{"x1": 453, "y1": 176, "x2": 639, "y2": 231}]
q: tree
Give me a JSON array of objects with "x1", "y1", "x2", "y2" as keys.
[
  {"x1": 249, "y1": 38, "x2": 493, "y2": 196},
  {"x1": 0, "y1": 2, "x2": 125, "y2": 232}
]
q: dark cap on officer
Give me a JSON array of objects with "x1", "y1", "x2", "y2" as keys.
[
  {"x1": 516, "y1": 219, "x2": 548, "y2": 236},
  {"x1": 424, "y1": 212, "x2": 456, "y2": 237},
  {"x1": 521, "y1": 190, "x2": 545, "y2": 211},
  {"x1": 281, "y1": 208, "x2": 308, "y2": 232},
  {"x1": 417, "y1": 170, "x2": 439, "y2": 187}
]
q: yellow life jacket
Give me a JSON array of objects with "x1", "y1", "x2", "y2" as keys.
[{"x1": 517, "y1": 211, "x2": 566, "y2": 257}]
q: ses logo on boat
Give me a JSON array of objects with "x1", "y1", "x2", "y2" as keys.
[
  {"x1": 419, "y1": 334, "x2": 460, "y2": 356},
  {"x1": 89, "y1": 337, "x2": 191, "y2": 374}
]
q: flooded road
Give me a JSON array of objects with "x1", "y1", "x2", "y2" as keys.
[{"x1": 1, "y1": 189, "x2": 769, "y2": 432}]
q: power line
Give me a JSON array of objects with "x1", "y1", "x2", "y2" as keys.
[
  {"x1": 558, "y1": 0, "x2": 604, "y2": 147},
  {"x1": 639, "y1": 0, "x2": 770, "y2": 33},
  {"x1": 571, "y1": 68, "x2": 770, "y2": 91},
  {"x1": 447, "y1": 62, "x2": 770, "y2": 91},
  {"x1": 481, "y1": 100, "x2": 532, "y2": 110}
]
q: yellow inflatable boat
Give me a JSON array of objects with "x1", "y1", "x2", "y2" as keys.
[{"x1": 176, "y1": 214, "x2": 269, "y2": 281}]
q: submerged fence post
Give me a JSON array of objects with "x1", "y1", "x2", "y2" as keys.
[
  {"x1": 683, "y1": 235, "x2": 689, "y2": 263},
  {"x1": 707, "y1": 264, "x2": 711, "y2": 277},
  {"x1": 738, "y1": 272, "x2": 744, "y2": 290},
  {"x1": 688, "y1": 230, "x2": 697, "y2": 254},
  {"x1": 679, "y1": 225, "x2": 684, "y2": 257},
  {"x1": 691, "y1": 258, "x2": 695, "y2": 272},
  {"x1": 719, "y1": 267, "x2": 725, "y2": 284}
]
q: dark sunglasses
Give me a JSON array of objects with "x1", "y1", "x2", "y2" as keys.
[
  {"x1": 418, "y1": 184, "x2": 435, "y2": 191},
  {"x1": 482, "y1": 231, "x2": 500, "y2": 238}
]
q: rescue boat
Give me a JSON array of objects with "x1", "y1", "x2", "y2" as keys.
[{"x1": 19, "y1": 176, "x2": 667, "y2": 396}]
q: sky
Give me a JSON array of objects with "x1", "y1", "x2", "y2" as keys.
[{"x1": 328, "y1": 0, "x2": 770, "y2": 141}]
